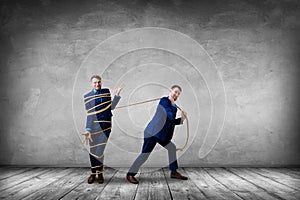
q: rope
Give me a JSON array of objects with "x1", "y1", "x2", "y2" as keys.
[
  {"x1": 93, "y1": 120, "x2": 111, "y2": 123},
  {"x1": 84, "y1": 93, "x2": 111, "y2": 104},
  {"x1": 86, "y1": 103, "x2": 112, "y2": 116},
  {"x1": 90, "y1": 142, "x2": 107, "y2": 148},
  {"x1": 90, "y1": 168, "x2": 105, "y2": 175},
  {"x1": 115, "y1": 97, "x2": 161, "y2": 109},
  {"x1": 87, "y1": 100, "x2": 111, "y2": 112},
  {"x1": 173, "y1": 104, "x2": 189, "y2": 151},
  {"x1": 84, "y1": 93, "x2": 110, "y2": 101},
  {"x1": 91, "y1": 165, "x2": 103, "y2": 169},
  {"x1": 91, "y1": 127, "x2": 111, "y2": 135},
  {"x1": 89, "y1": 152, "x2": 104, "y2": 159},
  {"x1": 115, "y1": 97, "x2": 189, "y2": 151}
]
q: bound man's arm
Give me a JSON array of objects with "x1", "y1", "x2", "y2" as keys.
[
  {"x1": 111, "y1": 87, "x2": 123, "y2": 110},
  {"x1": 111, "y1": 95, "x2": 121, "y2": 110},
  {"x1": 84, "y1": 100, "x2": 94, "y2": 131},
  {"x1": 82, "y1": 96, "x2": 93, "y2": 144},
  {"x1": 84, "y1": 96, "x2": 94, "y2": 131}
]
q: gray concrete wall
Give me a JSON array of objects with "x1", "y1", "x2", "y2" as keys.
[{"x1": 0, "y1": 0, "x2": 299, "y2": 167}]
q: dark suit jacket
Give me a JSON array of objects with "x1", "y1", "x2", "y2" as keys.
[
  {"x1": 144, "y1": 96, "x2": 182, "y2": 142},
  {"x1": 84, "y1": 88, "x2": 120, "y2": 132}
]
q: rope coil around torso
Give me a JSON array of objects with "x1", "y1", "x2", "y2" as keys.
[{"x1": 84, "y1": 92, "x2": 112, "y2": 175}]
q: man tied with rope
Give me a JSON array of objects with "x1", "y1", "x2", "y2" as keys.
[
  {"x1": 126, "y1": 85, "x2": 188, "y2": 184},
  {"x1": 82, "y1": 75, "x2": 122, "y2": 184}
]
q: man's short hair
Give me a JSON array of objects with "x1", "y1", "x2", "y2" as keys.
[
  {"x1": 171, "y1": 85, "x2": 182, "y2": 91},
  {"x1": 90, "y1": 75, "x2": 101, "y2": 82}
]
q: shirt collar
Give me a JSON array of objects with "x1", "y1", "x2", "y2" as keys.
[{"x1": 93, "y1": 89, "x2": 100, "y2": 94}]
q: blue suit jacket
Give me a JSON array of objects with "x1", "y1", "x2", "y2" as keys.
[
  {"x1": 144, "y1": 96, "x2": 182, "y2": 142},
  {"x1": 84, "y1": 88, "x2": 120, "y2": 132}
]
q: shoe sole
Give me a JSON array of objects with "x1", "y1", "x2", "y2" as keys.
[{"x1": 170, "y1": 176, "x2": 188, "y2": 180}]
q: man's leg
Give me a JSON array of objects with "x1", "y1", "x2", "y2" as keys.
[
  {"x1": 89, "y1": 154, "x2": 102, "y2": 173},
  {"x1": 127, "y1": 136, "x2": 157, "y2": 177},
  {"x1": 158, "y1": 140, "x2": 188, "y2": 180},
  {"x1": 158, "y1": 140, "x2": 178, "y2": 173},
  {"x1": 88, "y1": 131, "x2": 109, "y2": 183}
]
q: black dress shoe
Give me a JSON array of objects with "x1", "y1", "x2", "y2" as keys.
[
  {"x1": 170, "y1": 172, "x2": 188, "y2": 180},
  {"x1": 126, "y1": 175, "x2": 139, "y2": 184},
  {"x1": 98, "y1": 173, "x2": 104, "y2": 184},
  {"x1": 88, "y1": 174, "x2": 96, "y2": 184}
]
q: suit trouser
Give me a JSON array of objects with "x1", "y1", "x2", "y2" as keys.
[
  {"x1": 89, "y1": 131, "x2": 110, "y2": 173},
  {"x1": 127, "y1": 136, "x2": 178, "y2": 176}
]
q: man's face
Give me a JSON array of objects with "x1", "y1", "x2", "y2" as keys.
[
  {"x1": 169, "y1": 87, "x2": 181, "y2": 101},
  {"x1": 91, "y1": 78, "x2": 102, "y2": 90}
]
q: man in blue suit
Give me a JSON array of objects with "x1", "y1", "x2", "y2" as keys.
[
  {"x1": 126, "y1": 85, "x2": 188, "y2": 184},
  {"x1": 82, "y1": 75, "x2": 122, "y2": 184}
]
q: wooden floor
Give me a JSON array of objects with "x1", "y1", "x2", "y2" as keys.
[{"x1": 0, "y1": 167, "x2": 299, "y2": 200}]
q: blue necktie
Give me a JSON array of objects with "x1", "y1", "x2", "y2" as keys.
[{"x1": 96, "y1": 90, "x2": 102, "y2": 103}]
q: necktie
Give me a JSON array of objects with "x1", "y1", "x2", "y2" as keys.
[{"x1": 96, "y1": 90, "x2": 102, "y2": 103}]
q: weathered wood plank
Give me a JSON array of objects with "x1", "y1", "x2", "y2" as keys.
[
  {"x1": 228, "y1": 168, "x2": 300, "y2": 200},
  {"x1": 260, "y1": 168, "x2": 300, "y2": 179},
  {"x1": 184, "y1": 167, "x2": 243, "y2": 200},
  {"x1": 22, "y1": 168, "x2": 87, "y2": 200},
  {"x1": 205, "y1": 168, "x2": 281, "y2": 200},
  {"x1": 248, "y1": 168, "x2": 300, "y2": 191},
  {"x1": 0, "y1": 167, "x2": 33, "y2": 180},
  {"x1": 0, "y1": 167, "x2": 53, "y2": 192},
  {"x1": 286, "y1": 168, "x2": 300, "y2": 176},
  {"x1": 60, "y1": 167, "x2": 117, "y2": 200},
  {"x1": 0, "y1": 167, "x2": 299, "y2": 200},
  {"x1": 134, "y1": 168, "x2": 171, "y2": 200},
  {"x1": 97, "y1": 168, "x2": 138, "y2": 200},
  {"x1": 162, "y1": 167, "x2": 206, "y2": 200},
  {"x1": 290, "y1": 168, "x2": 300, "y2": 172},
  {"x1": 0, "y1": 168, "x2": 72, "y2": 200}
]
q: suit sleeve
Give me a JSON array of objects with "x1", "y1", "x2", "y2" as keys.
[
  {"x1": 84, "y1": 98, "x2": 94, "y2": 131},
  {"x1": 111, "y1": 95, "x2": 121, "y2": 110},
  {"x1": 85, "y1": 115, "x2": 94, "y2": 131},
  {"x1": 175, "y1": 117, "x2": 183, "y2": 125}
]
